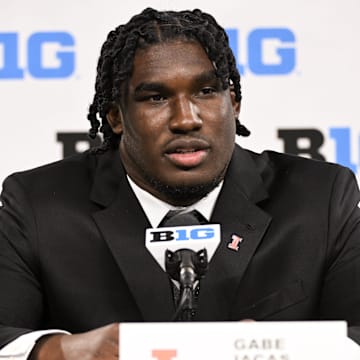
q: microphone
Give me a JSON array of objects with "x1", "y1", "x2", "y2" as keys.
[{"x1": 145, "y1": 223, "x2": 221, "y2": 320}]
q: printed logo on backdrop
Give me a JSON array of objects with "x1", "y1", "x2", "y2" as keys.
[
  {"x1": 226, "y1": 28, "x2": 296, "y2": 75},
  {"x1": 57, "y1": 127, "x2": 360, "y2": 180},
  {"x1": 0, "y1": 28, "x2": 294, "y2": 79},
  {"x1": 278, "y1": 127, "x2": 360, "y2": 177},
  {"x1": 0, "y1": 32, "x2": 75, "y2": 79}
]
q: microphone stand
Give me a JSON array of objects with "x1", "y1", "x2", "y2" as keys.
[{"x1": 165, "y1": 248, "x2": 208, "y2": 321}]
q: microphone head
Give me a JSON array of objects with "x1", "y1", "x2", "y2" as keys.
[
  {"x1": 165, "y1": 248, "x2": 208, "y2": 282},
  {"x1": 145, "y1": 224, "x2": 221, "y2": 271}
]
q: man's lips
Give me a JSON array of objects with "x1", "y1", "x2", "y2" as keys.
[{"x1": 164, "y1": 139, "x2": 210, "y2": 168}]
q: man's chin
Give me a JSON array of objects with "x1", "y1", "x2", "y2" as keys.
[{"x1": 148, "y1": 177, "x2": 223, "y2": 206}]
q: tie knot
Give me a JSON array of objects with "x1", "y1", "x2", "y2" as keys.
[{"x1": 159, "y1": 209, "x2": 208, "y2": 227}]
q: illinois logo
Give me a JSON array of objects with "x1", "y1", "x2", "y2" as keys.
[{"x1": 152, "y1": 349, "x2": 177, "y2": 360}]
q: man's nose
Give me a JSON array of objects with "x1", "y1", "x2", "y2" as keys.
[{"x1": 169, "y1": 96, "x2": 202, "y2": 132}]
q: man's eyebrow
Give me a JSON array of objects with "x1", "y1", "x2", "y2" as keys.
[
  {"x1": 194, "y1": 70, "x2": 219, "y2": 84},
  {"x1": 133, "y1": 71, "x2": 220, "y2": 94},
  {"x1": 134, "y1": 82, "x2": 167, "y2": 94}
]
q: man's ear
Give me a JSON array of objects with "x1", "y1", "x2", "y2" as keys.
[
  {"x1": 229, "y1": 86, "x2": 241, "y2": 118},
  {"x1": 106, "y1": 104, "x2": 124, "y2": 135}
]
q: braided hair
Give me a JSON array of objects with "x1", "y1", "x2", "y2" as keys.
[{"x1": 87, "y1": 7, "x2": 250, "y2": 152}]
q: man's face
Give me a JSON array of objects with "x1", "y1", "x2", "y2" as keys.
[{"x1": 109, "y1": 40, "x2": 239, "y2": 205}]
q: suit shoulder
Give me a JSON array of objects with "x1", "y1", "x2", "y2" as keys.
[
  {"x1": 243, "y1": 149, "x2": 359, "y2": 198},
  {"x1": 8, "y1": 151, "x2": 96, "y2": 185},
  {"x1": 1, "y1": 152, "x2": 103, "y2": 201},
  {"x1": 250, "y1": 149, "x2": 354, "y2": 177}
]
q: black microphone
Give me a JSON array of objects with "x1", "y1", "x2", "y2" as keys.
[
  {"x1": 145, "y1": 210, "x2": 221, "y2": 321},
  {"x1": 165, "y1": 247, "x2": 208, "y2": 321}
]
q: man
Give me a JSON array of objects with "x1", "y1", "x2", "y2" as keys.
[{"x1": 0, "y1": 7, "x2": 360, "y2": 359}]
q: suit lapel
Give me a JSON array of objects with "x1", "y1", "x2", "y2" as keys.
[
  {"x1": 196, "y1": 147, "x2": 272, "y2": 320},
  {"x1": 90, "y1": 150, "x2": 174, "y2": 321}
]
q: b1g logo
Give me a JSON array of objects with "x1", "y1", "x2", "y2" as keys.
[
  {"x1": 146, "y1": 224, "x2": 220, "y2": 271},
  {"x1": 148, "y1": 226, "x2": 216, "y2": 243},
  {"x1": 0, "y1": 32, "x2": 75, "y2": 79},
  {"x1": 226, "y1": 28, "x2": 296, "y2": 75},
  {"x1": 278, "y1": 127, "x2": 360, "y2": 176}
]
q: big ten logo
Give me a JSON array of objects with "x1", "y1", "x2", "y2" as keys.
[
  {"x1": 278, "y1": 128, "x2": 360, "y2": 176},
  {"x1": 226, "y1": 28, "x2": 296, "y2": 75},
  {"x1": 152, "y1": 349, "x2": 177, "y2": 360},
  {"x1": 149, "y1": 226, "x2": 215, "y2": 242},
  {"x1": 0, "y1": 32, "x2": 75, "y2": 79},
  {"x1": 57, "y1": 132, "x2": 101, "y2": 158}
]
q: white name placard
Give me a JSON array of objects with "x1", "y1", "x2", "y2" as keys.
[{"x1": 120, "y1": 321, "x2": 347, "y2": 360}]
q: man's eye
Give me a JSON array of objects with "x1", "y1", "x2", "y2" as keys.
[
  {"x1": 200, "y1": 87, "x2": 216, "y2": 95},
  {"x1": 149, "y1": 94, "x2": 166, "y2": 102}
]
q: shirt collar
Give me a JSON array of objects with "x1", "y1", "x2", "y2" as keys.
[{"x1": 127, "y1": 176, "x2": 223, "y2": 227}]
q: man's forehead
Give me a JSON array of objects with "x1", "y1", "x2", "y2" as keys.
[
  {"x1": 116, "y1": 39, "x2": 219, "y2": 103},
  {"x1": 134, "y1": 38, "x2": 208, "y2": 59},
  {"x1": 131, "y1": 40, "x2": 213, "y2": 72}
]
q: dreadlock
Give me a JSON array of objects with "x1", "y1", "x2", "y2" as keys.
[{"x1": 87, "y1": 7, "x2": 250, "y2": 152}]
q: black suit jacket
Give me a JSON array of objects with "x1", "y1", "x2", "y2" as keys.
[{"x1": 1, "y1": 146, "x2": 360, "y2": 347}]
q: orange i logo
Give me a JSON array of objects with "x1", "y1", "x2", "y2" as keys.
[{"x1": 151, "y1": 349, "x2": 177, "y2": 360}]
